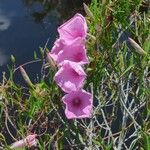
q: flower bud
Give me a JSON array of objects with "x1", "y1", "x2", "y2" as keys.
[
  {"x1": 19, "y1": 66, "x2": 33, "y2": 88},
  {"x1": 128, "y1": 38, "x2": 147, "y2": 55},
  {"x1": 83, "y1": 3, "x2": 94, "y2": 20},
  {"x1": 10, "y1": 134, "x2": 37, "y2": 149},
  {"x1": 47, "y1": 53, "x2": 57, "y2": 69}
]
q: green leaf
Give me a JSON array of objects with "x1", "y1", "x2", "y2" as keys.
[
  {"x1": 34, "y1": 51, "x2": 38, "y2": 59},
  {"x1": 120, "y1": 64, "x2": 134, "y2": 77},
  {"x1": 143, "y1": 133, "x2": 150, "y2": 150},
  {"x1": 10, "y1": 55, "x2": 16, "y2": 63}
]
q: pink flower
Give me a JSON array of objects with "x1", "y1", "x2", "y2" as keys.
[
  {"x1": 10, "y1": 134, "x2": 37, "y2": 149},
  {"x1": 48, "y1": 38, "x2": 65, "y2": 62},
  {"x1": 58, "y1": 13, "x2": 87, "y2": 44},
  {"x1": 49, "y1": 38, "x2": 89, "y2": 66},
  {"x1": 54, "y1": 60, "x2": 86, "y2": 93},
  {"x1": 62, "y1": 89, "x2": 93, "y2": 119},
  {"x1": 57, "y1": 38, "x2": 89, "y2": 65}
]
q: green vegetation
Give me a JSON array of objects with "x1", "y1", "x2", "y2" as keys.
[{"x1": 0, "y1": 0, "x2": 150, "y2": 149}]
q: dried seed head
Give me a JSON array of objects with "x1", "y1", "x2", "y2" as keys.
[
  {"x1": 47, "y1": 53, "x2": 57, "y2": 69},
  {"x1": 83, "y1": 3, "x2": 94, "y2": 20},
  {"x1": 128, "y1": 38, "x2": 147, "y2": 55},
  {"x1": 19, "y1": 66, "x2": 33, "y2": 88}
]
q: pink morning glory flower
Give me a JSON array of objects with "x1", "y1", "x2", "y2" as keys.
[
  {"x1": 49, "y1": 38, "x2": 89, "y2": 66},
  {"x1": 54, "y1": 60, "x2": 86, "y2": 93},
  {"x1": 10, "y1": 134, "x2": 37, "y2": 149},
  {"x1": 62, "y1": 89, "x2": 93, "y2": 119},
  {"x1": 58, "y1": 13, "x2": 87, "y2": 44},
  {"x1": 48, "y1": 38, "x2": 65, "y2": 62},
  {"x1": 57, "y1": 38, "x2": 89, "y2": 65}
]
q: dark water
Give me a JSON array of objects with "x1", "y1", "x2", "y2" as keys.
[{"x1": 0, "y1": 0, "x2": 89, "y2": 82}]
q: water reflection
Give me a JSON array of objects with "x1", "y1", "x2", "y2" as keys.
[
  {"x1": 23, "y1": 0, "x2": 91, "y2": 24},
  {"x1": 0, "y1": 10, "x2": 11, "y2": 31},
  {"x1": 0, "y1": 0, "x2": 90, "y2": 81},
  {"x1": 0, "y1": 10, "x2": 10, "y2": 66},
  {"x1": 0, "y1": 50, "x2": 8, "y2": 66},
  {"x1": 23, "y1": 0, "x2": 58, "y2": 23}
]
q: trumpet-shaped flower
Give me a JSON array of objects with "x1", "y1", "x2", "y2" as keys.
[
  {"x1": 58, "y1": 13, "x2": 87, "y2": 44},
  {"x1": 49, "y1": 38, "x2": 89, "y2": 65},
  {"x1": 57, "y1": 38, "x2": 89, "y2": 65},
  {"x1": 10, "y1": 134, "x2": 37, "y2": 149},
  {"x1": 54, "y1": 60, "x2": 86, "y2": 93},
  {"x1": 62, "y1": 90, "x2": 92, "y2": 119},
  {"x1": 48, "y1": 38, "x2": 65, "y2": 62}
]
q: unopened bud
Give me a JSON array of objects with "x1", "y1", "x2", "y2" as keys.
[
  {"x1": 11, "y1": 55, "x2": 16, "y2": 63},
  {"x1": 47, "y1": 53, "x2": 57, "y2": 69},
  {"x1": 10, "y1": 134, "x2": 37, "y2": 149},
  {"x1": 19, "y1": 66, "x2": 33, "y2": 88},
  {"x1": 128, "y1": 38, "x2": 147, "y2": 55},
  {"x1": 83, "y1": 3, "x2": 94, "y2": 20}
]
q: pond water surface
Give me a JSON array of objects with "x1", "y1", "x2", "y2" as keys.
[{"x1": 0, "y1": 0, "x2": 87, "y2": 82}]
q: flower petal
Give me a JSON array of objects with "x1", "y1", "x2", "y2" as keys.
[
  {"x1": 57, "y1": 38, "x2": 89, "y2": 65},
  {"x1": 49, "y1": 39, "x2": 65, "y2": 62},
  {"x1": 62, "y1": 89, "x2": 93, "y2": 119},
  {"x1": 58, "y1": 13, "x2": 87, "y2": 44},
  {"x1": 54, "y1": 61, "x2": 86, "y2": 93}
]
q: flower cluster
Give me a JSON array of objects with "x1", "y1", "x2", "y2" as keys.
[{"x1": 48, "y1": 13, "x2": 92, "y2": 119}]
